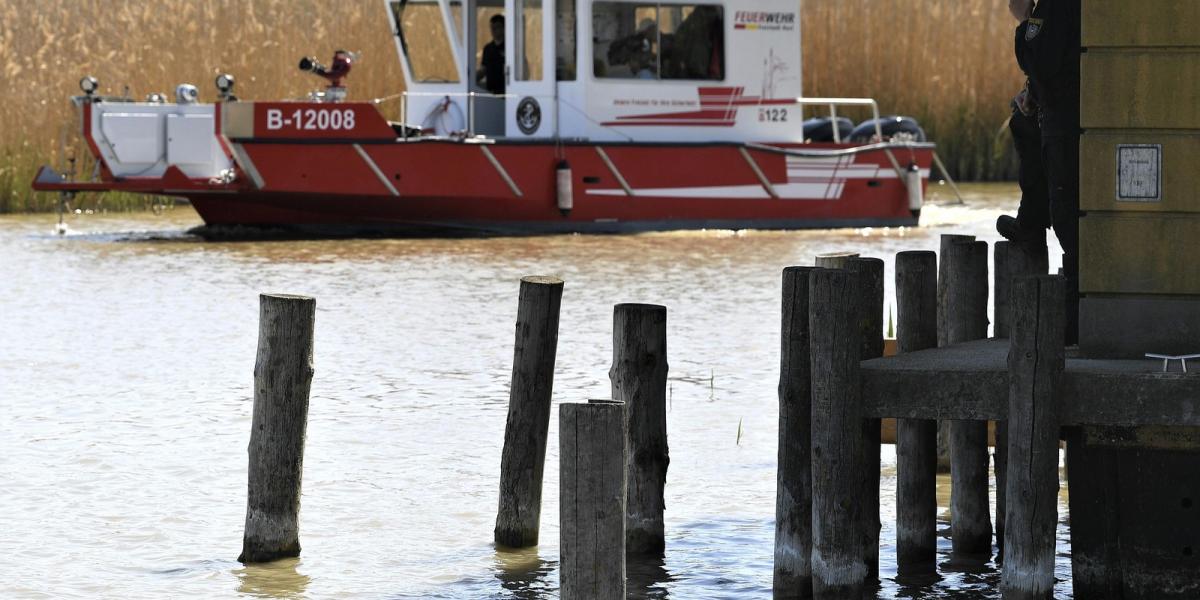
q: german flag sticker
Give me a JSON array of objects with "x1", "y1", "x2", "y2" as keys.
[{"x1": 1025, "y1": 18, "x2": 1043, "y2": 41}]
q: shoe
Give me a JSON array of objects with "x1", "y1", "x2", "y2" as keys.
[{"x1": 996, "y1": 215, "x2": 1046, "y2": 245}]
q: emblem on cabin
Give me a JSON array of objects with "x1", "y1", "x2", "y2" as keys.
[
  {"x1": 516, "y1": 97, "x2": 541, "y2": 135},
  {"x1": 1025, "y1": 18, "x2": 1043, "y2": 41}
]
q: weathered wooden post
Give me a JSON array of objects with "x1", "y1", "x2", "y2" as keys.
[
  {"x1": 1002, "y1": 275, "x2": 1064, "y2": 599},
  {"x1": 993, "y1": 241, "x2": 1049, "y2": 560},
  {"x1": 815, "y1": 254, "x2": 883, "y2": 582},
  {"x1": 894, "y1": 251, "x2": 938, "y2": 573},
  {"x1": 240, "y1": 293, "x2": 316, "y2": 564},
  {"x1": 609, "y1": 303, "x2": 669, "y2": 555},
  {"x1": 560, "y1": 400, "x2": 627, "y2": 599},
  {"x1": 774, "y1": 266, "x2": 816, "y2": 597},
  {"x1": 809, "y1": 268, "x2": 866, "y2": 599},
  {"x1": 847, "y1": 257, "x2": 885, "y2": 582},
  {"x1": 495, "y1": 276, "x2": 565, "y2": 548},
  {"x1": 941, "y1": 237, "x2": 993, "y2": 559},
  {"x1": 936, "y1": 234, "x2": 976, "y2": 472}
]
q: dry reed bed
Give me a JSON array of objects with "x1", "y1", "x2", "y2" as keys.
[{"x1": 1, "y1": 0, "x2": 1021, "y2": 212}]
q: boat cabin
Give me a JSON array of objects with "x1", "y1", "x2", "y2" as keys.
[{"x1": 384, "y1": 0, "x2": 804, "y2": 142}]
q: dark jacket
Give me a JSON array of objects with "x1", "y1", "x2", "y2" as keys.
[
  {"x1": 482, "y1": 41, "x2": 505, "y2": 95},
  {"x1": 1015, "y1": 0, "x2": 1080, "y2": 138}
]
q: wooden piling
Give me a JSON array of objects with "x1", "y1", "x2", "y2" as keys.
[
  {"x1": 240, "y1": 293, "x2": 316, "y2": 564},
  {"x1": 942, "y1": 238, "x2": 993, "y2": 559},
  {"x1": 1002, "y1": 275, "x2": 1064, "y2": 600},
  {"x1": 993, "y1": 241, "x2": 1049, "y2": 560},
  {"x1": 609, "y1": 303, "x2": 669, "y2": 555},
  {"x1": 774, "y1": 267, "x2": 816, "y2": 597},
  {"x1": 815, "y1": 254, "x2": 883, "y2": 582},
  {"x1": 809, "y1": 268, "x2": 866, "y2": 599},
  {"x1": 894, "y1": 251, "x2": 938, "y2": 573},
  {"x1": 936, "y1": 234, "x2": 976, "y2": 472},
  {"x1": 846, "y1": 257, "x2": 885, "y2": 583},
  {"x1": 560, "y1": 400, "x2": 627, "y2": 599},
  {"x1": 495, "y1": 276, "x2": 565, "y2": 548}
]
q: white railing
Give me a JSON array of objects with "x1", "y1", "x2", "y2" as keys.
[
  {"x1": 377, "y1": 91, "x2": 963, "y2": 203},
  {"x1": 376, "y1": 91, "x2": 517, "y2": 140}
]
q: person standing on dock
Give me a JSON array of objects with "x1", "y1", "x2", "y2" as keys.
[
  {"x1": 996, "y1": 79, "x2": 1051, "y2": 247},
  {"x1": 1011, "y1": 0, "x2": 1081, "y2": 344}
]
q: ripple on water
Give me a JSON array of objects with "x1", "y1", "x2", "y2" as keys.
[{"x1": 0, "y1": 190, "x2": 1074, "y2": 598}]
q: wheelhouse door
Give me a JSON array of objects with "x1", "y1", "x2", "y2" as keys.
[
  {"x1": 504, "y1": 0, "x2": 557, "y2": 138},
  {"x1": 387, "y1": 0, "x2": 468, "y2": 135}
]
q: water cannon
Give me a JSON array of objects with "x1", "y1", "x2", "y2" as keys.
[{"x1": 298, "y1": 50, "x2": 355, "y2": 88}]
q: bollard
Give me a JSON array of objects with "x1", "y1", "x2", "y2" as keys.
[
  {"x1": 240, "y1": 293, "x2": 316, "y2": 564},
  {"x1": 495, "y1": 276, "x2": 565, "y2": 548},
  {"x1": 560, "y1": 400, "x2": 627, "y2": 599},
  {"x1": 941, "y1": 238, "x2": 993, "y2": 559},
  {"x1": 894, "y1": 251, "x2": 938, "y2": 573},
  {"x1": 1002, "y1": 275, "x2": 1064, "y2": 600},
  {"x1": 774, "y1": 267, "x2": 817, "y2": 597},
  {"x1": 809, "y1": 268, "x2": 866, "y2": 599},
  {"x1": 610, "y1": 303, "x2": 669, "y2": 555}
]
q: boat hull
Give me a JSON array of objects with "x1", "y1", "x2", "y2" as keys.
[{"x1": 185, "y1": 139, "x2": 932, "y2": 236}]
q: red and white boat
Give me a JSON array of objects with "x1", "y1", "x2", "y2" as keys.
[{"x1": 33, "y1": 0, "x2": 941, "y2": 236}]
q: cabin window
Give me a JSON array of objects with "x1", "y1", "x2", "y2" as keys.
[
  {"x1": 391, "y1": 0, "x2": 461, "y2": 83},
  {"x1": 449, "y1": 0, "x2": 465, "y2": 45},
  {"x1": 556, "y1": 0, "x2": 577, "y2": 80},
  {"x1": 516, "y1": 0, "x2": 544, "y2": 80},
  {"x1": 592, "y1": 2, "x2": 723, "y2": 80}
]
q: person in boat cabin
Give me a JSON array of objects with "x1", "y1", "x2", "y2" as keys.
[{"x1": 478, "y1": 14, "x2": 506, "y2": 95}]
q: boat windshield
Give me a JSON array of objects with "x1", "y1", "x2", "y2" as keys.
[
  {"x1": 391, "y1": 0, "x2": 461, "y2": 83},
  {"x1": 592, "y1": 2, "x2": 723, "y2": 80}
]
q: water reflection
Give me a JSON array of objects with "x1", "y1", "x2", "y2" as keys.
[
  {"x1": 627, "y1": 553, "x2": 674, "y2": 599},
  {"x1": 0, "y1": 187, "x2": 1081, "y2": 599},
  {"x1": 493, "y1": 546, "x2": 555, "y2": 598},
  {"x1": 233, "y1": 557, "x2": 312, "y2": 599}
]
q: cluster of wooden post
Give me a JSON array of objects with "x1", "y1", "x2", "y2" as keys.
[
  {"x1": 491, "y1": 279, "x2": 670, "y2": 598},
  {"x1": 773, "y1": 235, "x2": 1062, "y2": 599},
  {"x1": 234, "y1": 278, "x2": 670, "y2": 593},
  {"x1": 235, "y1": 237, "x2": 1064, "y2": 600}
]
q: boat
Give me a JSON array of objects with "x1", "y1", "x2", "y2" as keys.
[{"x1": 32, "y1": 0, "x2": 944, "y2": 237}]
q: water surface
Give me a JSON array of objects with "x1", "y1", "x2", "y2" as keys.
[{"x1": 0, "y1": 184, "x2": 1072, "y2": 598}]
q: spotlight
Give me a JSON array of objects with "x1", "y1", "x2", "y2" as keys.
[
  {"x1": 79, "y1": 76, "x2": 99, "y2": 96},
  {"x1": 214, "y1": 73, "x2": 236, "y2": 101}
]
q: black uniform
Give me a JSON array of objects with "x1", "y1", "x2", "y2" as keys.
[
  {"x1": 1009, "y1": 97, "x2": 1051, "y2": 235},
  {"x1": 1015, "y1": 0, "x2": 1081, "y2": 342},
  {"x1": 482, "y1": 41, "x2": 505, "y2": 95}
]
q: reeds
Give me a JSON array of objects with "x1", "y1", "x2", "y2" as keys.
[{"x1": 1, "y1": 0, "x2": 1022, "y2": 212}]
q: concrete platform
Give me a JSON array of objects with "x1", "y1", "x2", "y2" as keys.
[{"x1": 861, "y1": 338, "x2": 1200, "y2": 427}]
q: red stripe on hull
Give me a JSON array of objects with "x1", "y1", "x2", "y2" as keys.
[{"x1": 186, "y1": 141, "x2": 932, "y2": 234}]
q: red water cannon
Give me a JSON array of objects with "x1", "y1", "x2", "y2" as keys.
[{"x1": 298, "y1": 50, "x2": 354, "y2": 88}]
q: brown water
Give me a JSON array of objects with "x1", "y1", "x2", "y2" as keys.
[{"x1": 0, "y1": 184, "x2": 1072, "y2": 599}]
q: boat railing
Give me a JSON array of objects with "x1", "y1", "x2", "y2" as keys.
[
  {"x1": 380, "y1": 91, "x2": 963, "y2": 203},
  {"x1": 788, "y1": 96, "x2": 964, "y2": 203},
  {"x1": 384, "y1": 93, "x2": 893, "y2": 145},
  {"x1": 377, "y1": 91, "x2": 518, "y2": 140}
]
